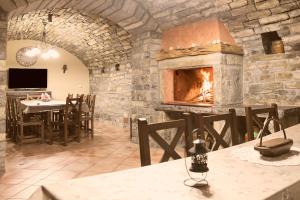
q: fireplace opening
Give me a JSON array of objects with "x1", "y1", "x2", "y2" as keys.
[{"x1": 171, "y1": 67, "x2": 214, "y2": 106}]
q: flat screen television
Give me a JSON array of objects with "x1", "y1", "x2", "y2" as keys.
[{"x1": 8, "y1": 68, "x2": 48, "y2": 89}]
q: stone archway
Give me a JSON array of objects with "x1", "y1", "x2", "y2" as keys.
[{"x1": 8, "y1": 8, "x2": 132, "y2": 68}]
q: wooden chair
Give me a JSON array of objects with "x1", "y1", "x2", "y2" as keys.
[
  {"x1": 195, "y1": 109, "x2": 240, "y2": 151},
  {"x1": 81, "y1": 94, "x2": 96, "y2": 138},
  {"x1": 62, "y1": 95, "x2": 83, "y2": 145},
  {"x1": 14, "y1": 98, "x2": 44, "y2": 145},
  {"x1": 51, "y1": 95, "x2": 83, "y2": 145},
  {"x1": 245, "y1": 103, "x2": 280, "y2": 141},
  {"x1": 137, "y1": 118, "x2": 189, "y2": 166},
  {"x1": 6, "y1": 97, "x2": 17, "y2": 141}
]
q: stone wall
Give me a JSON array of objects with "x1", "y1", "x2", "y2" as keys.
[
  {"x1": 135, "y1": 0, "x2": 300, "y2": 107},
  {"x1": 90, "y1": 63, "x2": 132, "y2": 128},
  {"x1": 220, "y1": 0, "x2": 300, "y2": 106},
  {"x1": 130, "y1": 32, "x2": 163, "y2": 142},
  {"x1": 0, "y1": 134, "x2": 5, "y2": 176},
  {"x1": 0, "y1": 6, "x2": 7, "y2": 132},
  {"x1": 244, "y1": 53, "x2": 300, "y2": 105}
]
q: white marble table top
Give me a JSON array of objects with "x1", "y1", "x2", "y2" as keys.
[{"x1": 29, "y1": 124, "x2": 300, "y2": 200}]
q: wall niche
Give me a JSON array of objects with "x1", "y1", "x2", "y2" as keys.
[{"x1": 261, "y1": 31, "x2": 285, "y2": 54}]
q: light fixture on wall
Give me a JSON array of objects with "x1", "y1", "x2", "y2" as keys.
[
  {"x1": 62, "y1": 64, "x2": 68, "y2": 73},
  {"x1": 115, "y1": 63, "x2": 120, "y2": 71},
  {"x1": 25, "y1": 13, "x2": 59, "y2": 59}
]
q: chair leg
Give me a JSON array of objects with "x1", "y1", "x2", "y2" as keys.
[
  {"x1": 13, "y1": 123, "x2": 17, "y2": 143},
  {"x1": 91, "y1": 119, "x2": 94, "y2": 138},
  {"x1": 41, "y1": 124, "x2": 45, "y2": 143},
  {"x1": 64, "y1": 123, "x2": 68, "y2": 146},
  {"x1": 20, "y1": 125, "x2": 23, "y2": 145},
  {"x1": 77, "y1": 125, "x2": 81, "y2": 143},
  {"x1": 85, "y1": 120, "x2": 88, "y2": 133}
]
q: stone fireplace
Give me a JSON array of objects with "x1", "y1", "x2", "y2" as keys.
[
  {"x1": 163, "y1": 66, "x2": 214, "y2": 106},
  {"x1": 157, "y1": 19, "x2": 244, "y2": 111},
  {"x1": 159, "y1": 53, "x2": 243, "y2": 109}
]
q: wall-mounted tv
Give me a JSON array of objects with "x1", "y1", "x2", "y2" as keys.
[{"x1": 8, "y1": 68, "x2": 48, "y2": 89}]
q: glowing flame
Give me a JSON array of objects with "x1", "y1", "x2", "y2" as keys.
[{"x1": 199, "y1": 70, "x2": 213, "y2": 102}]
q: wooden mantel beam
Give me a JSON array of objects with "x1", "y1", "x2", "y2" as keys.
[{"x1": 156, "y1": 43, "x2": 244, "y2": 61}]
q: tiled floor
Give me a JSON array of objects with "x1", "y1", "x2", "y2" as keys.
[{"x1": 0, "y1": 122, "x2": 170, "y2": 200}]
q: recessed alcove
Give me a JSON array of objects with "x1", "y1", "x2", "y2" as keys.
[{"x1": 261, "y1": 31, "x2": 285, "y2": 54}]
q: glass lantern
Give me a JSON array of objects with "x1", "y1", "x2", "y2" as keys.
[{"x1": 188, "y1": 139, "x2": 209, "y2": 173}]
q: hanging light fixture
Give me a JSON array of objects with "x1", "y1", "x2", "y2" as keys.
[
  {"x1": 40, "y1": 15, "x2": 59, "y2": 59},
  {"x1": 25, "y1": 47, "x2": 41, "y2": 57},
  {"x1": 25, "y1": 13, "x2": 59, "y2": 59}
]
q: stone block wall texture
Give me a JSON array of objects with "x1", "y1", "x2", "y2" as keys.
[
  {"x1": 219, "y1": 0, "x2": 300, "y2": 106},
  {"x1": 0, "y1": 7, "x2": 7, "y2": 133},
  {"x1": 137, "y1": 0, "x2": 300, "y2": 106},
  {"x1": 89, "y1": 63, "x2": 132, "y2": 128},
  {"x1": 0, "y1": 135, "x2": 5, "y2": 176},
  {"x1": 130, "y1": 31, "x2": 163, "y2": 143}
]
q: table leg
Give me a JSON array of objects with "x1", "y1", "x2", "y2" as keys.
[{"x1": 47, "y1": 111, "x2": 53, "y2": 145}]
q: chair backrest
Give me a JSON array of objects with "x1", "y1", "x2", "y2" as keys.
[
  {"x1": 137, "y1": 118, "x2": 187, "y2": 167},
  {"x1": 6, "y1": 97, "x2": 13, "y2": 122},
  {"x1": 195, "y1": 109, "x2": 240, "y2": 151},
  {"x1": 245, "y1": 103, "x2": 280, "y2": 141},
  {"x1": 14, "y1": 98, "x2": 24, "y2": 122},
  {"x1": 88, "y1": 95, "x2": 96, "y2": 115},
  {"x1": 64, "y1": 95, "x2": 83, "y2": 123}
]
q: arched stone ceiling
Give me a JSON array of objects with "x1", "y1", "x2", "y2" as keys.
[
  {"x1": 134, "y1": 0, "x2": 225, "y2": 30},
  {"x1": 3, "y1": 0, "x2": 300, "y2": 34},
  {"x1": 8, "y1": 9, "x2": 132, "y2": 68},
  {"x1": 0, "y1": 0, "x2": 161, "y2": 34},
  {"x1": 0, "y1": 0, "x2": 241, "y2": 33}
]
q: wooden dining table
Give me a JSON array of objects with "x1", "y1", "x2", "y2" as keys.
[
  {"x1": 28, "y1": 124, "x2": 300, "y2": 200},
  {"x1": 21, "y1": 100, "x2": 89, "y2": 144},
  {"x1": 21, "y1": 100, "x2": 66, "y2": 114}
]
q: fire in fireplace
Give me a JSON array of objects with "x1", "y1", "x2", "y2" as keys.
[
  {"x1": 174, "y1": 67, "x2": 213, "y2": 105},
  {"x1": 162, "y1": 67, "x2": 214, "y2": 106}
]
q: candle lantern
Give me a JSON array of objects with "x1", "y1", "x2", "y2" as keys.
[{"x1": 188, "y1": 139, "x2": 209, "y2": 173}]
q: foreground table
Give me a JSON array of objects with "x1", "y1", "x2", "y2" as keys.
[{"x1": 29, "y1": 124, "x2": 300, "y2": 200}]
